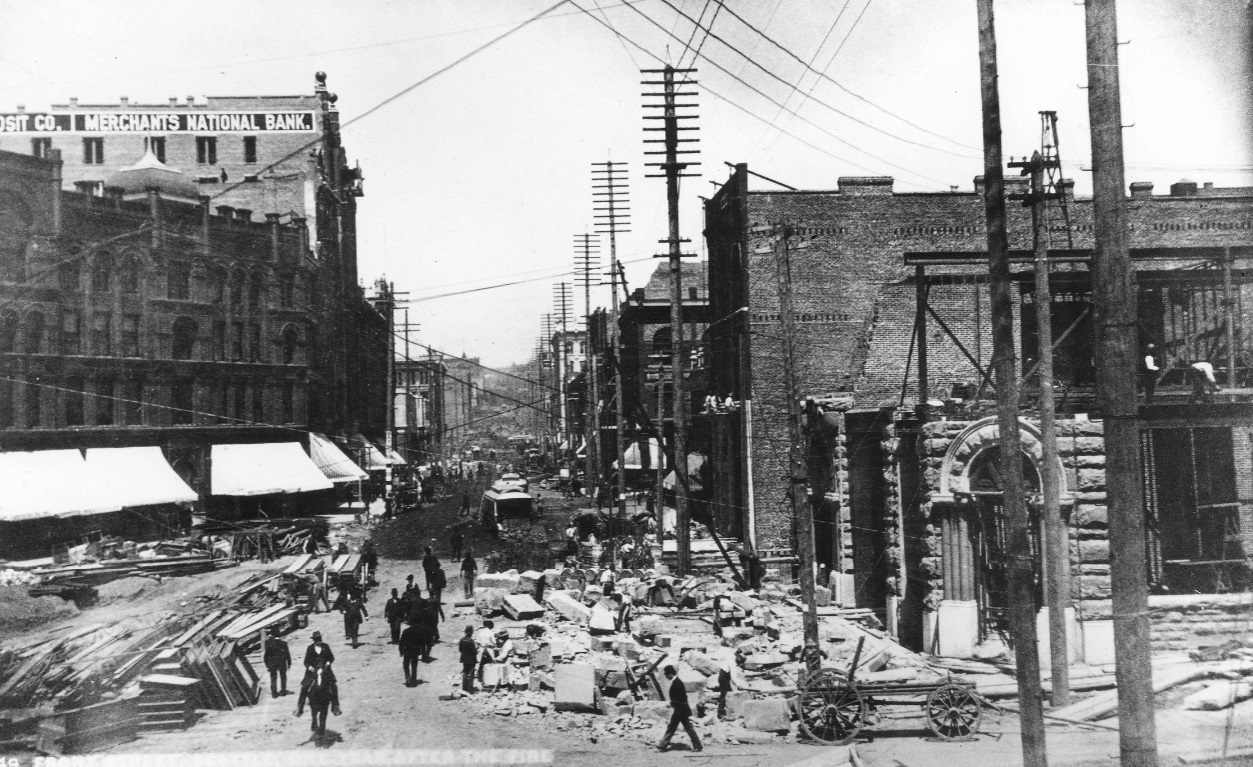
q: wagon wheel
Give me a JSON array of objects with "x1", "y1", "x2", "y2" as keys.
[
  {"x1": 925, "y1": 684, "x2": 983, "y2": 740},
  {"x1": 795, "y1": 669, "x2": 866, "y2": 745}
]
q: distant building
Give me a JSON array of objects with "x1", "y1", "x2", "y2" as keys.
[{"x1": 395, "y1": 356, "x2": 446, "y2": 465}]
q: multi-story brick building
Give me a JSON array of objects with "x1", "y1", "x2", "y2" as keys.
[
  {"x1": 0, "y1": 75, "x2": 388, "y2": 558},
  {"x1": 395, "y1": 356, "x2": 446, "y2": 465},
  {"x1": 442, "y1": 354, "x2": 480, "y2": 459},
  {"x1": 705, "y1": 164, "x2": 1253, "y2": 657}
]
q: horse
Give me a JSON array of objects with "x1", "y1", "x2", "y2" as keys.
[{"x1": 295, "y1": 665, "x2": 340, "y2": 735}]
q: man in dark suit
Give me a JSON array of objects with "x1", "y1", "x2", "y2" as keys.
[
  {"x1": 384, "y1": 588, "x2": 404, "y2": 644},
  {"x1": 263, "y1": 627, "x2": 291, "y2": 698},
  {"x1": 657, "y1": 665, "x2": 702, "y2": 752},
  {"x1": 458, "y1": 625, "x2": 477, "y2": 693},
  {"x1": 303, "y1": 630, "x2": 336, "y2": 681},
  {"x1": 398, "y1": 619, "x2": 423, "y2": 686}
]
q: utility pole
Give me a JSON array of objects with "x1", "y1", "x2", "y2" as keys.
[
  {"x1": 553, "y1": 283, "x2": 573, "y2": 478},
  {"x1": 574, "y1": 233, "x2": 602, "y2": 500},
  {"x1": 1086, "y1": 1, "x2": 1157, "y2": 763},
  {"x1": 593, "y1": 161, "x2": 632, "y2": 534},
  {"x1": 975, "y1": 2, "x2": 1048, "y2": 765},
  {"x1": 763, "y1": 222, "x2": 820, "y2": 669},
  {"x1": 643, "y1": 64, "x2": 699, "y2": 576},
  {"x1": 1010, "y1": 112, "x2": 1071, "y2": 707}
]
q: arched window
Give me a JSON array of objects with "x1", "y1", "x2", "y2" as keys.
[
  {"x1": 59, "y1": 260, "x2": 80, "y2": 293},
  {"x1": 230, "y1": 272, "x2": 244, "y2": 308},
  {"x1": 120, "y1": 253, "x2": 140, "y2": 293},
  {"x1": 0, "y1": 310, "x2": 17, "y2": 353},
  {"x1": 0, "y1": 191, "x2": 33, "y2": 283},
  {"x1": 172, "y1": 317, "x2": 197, "y2": 360},
  {"x1": 281, "y1": 325, "x2": 300, "y2": 365},
  {"x1": 22, "y1": 311, "x2": 44, "y2": 354},
  {"x1": 92, "y1": 251, "x2": 112, "y2": 293},
  {"x1": 651, "y1": 327, "x2": 672, "y2": 363},
  {"x1": 209, "y1": 268, "x2": 226, "y2": 304},
  {"x1": 248, "y1": 276, "x2": 262, "y2": 311}
]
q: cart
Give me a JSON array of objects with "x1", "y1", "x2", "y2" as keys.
[{"x1": 794, "y1": 637, "x2": 983, "y2": 745}]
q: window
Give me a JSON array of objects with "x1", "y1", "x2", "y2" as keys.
[
  {"x1": 212, "y1": 320, "x2": 226, "y2": 360},
  {"x1": 0, "y1": 380, "x2": 13, "y2": 428},
  {"x1": 120, "y1": 254, "x2": 140, "y2": 293},
  {"x1": 59, "y1": 261, "x2": 80, "y2": 292},
  {"x1": 92, "y1": 311, "x2": 111, "y2": 355},
  {"x1": 282, "y1": 382, "x2": 294, "y2": 423},
  {"x1": 171, "y1": 379, "x2": 194, "y2": 425},
  {"x1": 243, "y1": 136, "x2": 257, "y2": 164},
  {"x1": 121, "y1": 377, "x2": 142, "y2": 425},
  {"x1": 22, "y1": 312, "x2": 44, "y2": 354},
  {"x1": 231, "y1": 321, "x2": 244, "y2": 360},
  {"x1": 92, "y1": 251, "x2": 111, "y2": 293},
  {"x1": 279, "y1": 274, "x2": 293, "y2": 308},
  {"x1": 94, "y1": 377, "x2": 114, "y2": 425},
  {"x1": 216, "y1": 384, "x2": 229, "y2": 424},
  {"x1": 64, "y1": 377, "x2": 84, "y2": 426},
  {"x1": 248, "y1": 279, "x2": 261, "y2": 311},
  {"x1": 31, "y1": 138, "x2": 52, "y2": 159},
  {"x1": 60, "y1": 311, "x2": 80, "y2": 354},
  {"x1": 249, "y1": 324, "x2": 261, "y2": 362},
  {"x1": 0, "y1": 311, "x2": 16, "y2": 353},
  {"x1": 230, "y1": 273, "x2": 244, "y2": 308},
  {"x1": 233, "y1": 384, "x2": 245, "y2": 421},
  {"x1": 251, "y1": 383, "x2": 264, "y2": 422},
  {"x1": 146, "y1": 136, "x2": 166, "y2": 163},
  {"x1": 24, "y1": 375, "x2": 41, "y2": 427},
  {"x1": 172, "y1": 317, "x2": 197, "y2": 360},
  {"x1": 167, "y1": 262, "x2": 190, "y2": 300},
  {"x1": 195, "y1": 136, "x2": 217, "y2": 165},
  {"x1": 121, "y1": 314, "x2": 141, "y2": 357},
  {"x1": 209, "y1": 269, "x2": 225, "y2": 303},
  {"x1": 83, "y1": 137, "x2": 104, "y2": 164},
  {"x1": 73, "y1": 180, "x2": 104, "y2": 196},
  {"x1": 281, "y1": 325, "x2": 299, "y2": 364}
]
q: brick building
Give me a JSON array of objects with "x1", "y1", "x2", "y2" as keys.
[
  {"x1": 705, "y1": 164, "x2": 1253, "y2": 656},
  {"x1": 0, "y1": 75, "x2": 388, "y2": 558},
  {"x1": 395, "y1": 356, "x2": 446, "y2": 465}
]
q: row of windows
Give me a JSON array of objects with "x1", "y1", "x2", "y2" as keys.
[
  {"x1": 48, "y1": 254, "x2": 298, "y2": 308},
  {"x1": 33, "y1": 136, "x2": 258, "y2": 166},
  {"x1": 0, "y1": 376, "x2": 297, "y2": 429},
  {"x1": 0, "y1": 311, "x2": 307, "y2": 364}
]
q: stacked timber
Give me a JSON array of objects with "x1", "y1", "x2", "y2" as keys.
[{"x1": 137, "y1": 675, "x2": 198, "y2": 732}]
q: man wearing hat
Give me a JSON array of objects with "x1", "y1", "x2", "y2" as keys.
[
  {"x1": 398, "y1": 617, "x2": 424, "y2": 686},
  {"x1": 263, "y1": 626, "x2": 292, "y2": 698},
  {"x1": 303, "y1": 630, "x2": 336, "y2": 678}
]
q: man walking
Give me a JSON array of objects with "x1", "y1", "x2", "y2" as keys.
[
  {"x1": 341, "y1": 593, "x2": 368, "y2": 648},
  {"x1": 399, "y1": 618, "x2": 422, "y2": 686},
  {"x1": 422, "y1": 546, "x2": 440, "y2": 591},
  {"x1": 657, "y1": 665, "x2": 702, "y2": 752},
  {"x1": 263, "y1": 627, "x2": 291, "y2": 698},
  {"x1": 450, "y1": 528, "x2": 463, "y2": 561},
  {"x1": 429, "y1": 565, "x2": 447, "y2": 628},
  {"x1": 460, "y1": 493, "x2": 472, "y2": 517},
  {"x1": 384, "y1": 588, "x2": 404, "y2": 645},
  {"x1": 458, "y1": 625, "x2": 477, "y2": 694},
  {"x1": 460, "y1": 551, "x2": 477, "y2": 599}
]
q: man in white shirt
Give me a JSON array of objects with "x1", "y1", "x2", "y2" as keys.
[
  {"x1": 1189, "y1": 360, "x2": 1222, "y2": 403},
  {"x1": 474, "y1": 620, "x2": 496, "y2": 683},
  {"x1": 1142, "y1": 344, "x2": 1160, "y2": 403}
]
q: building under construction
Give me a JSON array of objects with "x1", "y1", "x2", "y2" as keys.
[{"x1": 704, "y1": 163, "x2": 1253, "y2": 659}]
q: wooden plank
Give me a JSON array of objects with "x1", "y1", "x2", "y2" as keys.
[
  {"x1": 221, "y1": 608, "x2": 298, "y2": 640},
  {"x1": 283, "y1": 554, "x2": 312, "y2": 574},
  {"x1": 216, "y1": 604, "x2": 287, "y2": 640},
  {"x1": 329, "y1": 554, "x2": 350, "y2": 573},
  {"x1": 1050, "y1": 664, "x2": 1218, "y2": 721},
  {"x1": 0, "y1": 642, "x2": 61, "y2": 699},
  {"x1": 171, "y1": 610, "x2": 225, "y2": 647}
]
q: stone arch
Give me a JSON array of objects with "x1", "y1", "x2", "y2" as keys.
[
  {"x1": 937, "y1": 416, "x2": 1070, "y2": 501},
  {"x1": 278, "y1": 322, "x2": 301, "y2": 365}
]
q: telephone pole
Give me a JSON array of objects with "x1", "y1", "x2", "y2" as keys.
[
  {"x1": 1086, "y1": 1, "x2": 1157, "y2": 763},
  {"x1": 1009, "y1": 111, "x2": 1071, "y2": 706},
  {"x1": 574, "y1": 233, "x2": 602, "y2": 498},
  {"x1": 643, "y1": 65, "x2": 699, "y2": 576},
  {"x1": 976, "y1": 2, "x2": 1047, "y2": 765},
  {"x1": 593, "y1": 161, "x2": 632, "y2": 532},
  {"x1": 553, "y1": 283, "x2": 574, "y2": 476}
]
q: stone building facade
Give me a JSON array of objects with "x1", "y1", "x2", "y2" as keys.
[{"x1": 704, "y1": 163, "x2": 1253, "y2": 655}]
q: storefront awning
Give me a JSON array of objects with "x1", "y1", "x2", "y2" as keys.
[
  {"x1": 352, "y1": 434, "x2": 389, "y2": 471},
  {"x1": 664, "y1": 452, "x2": 707, "y2": 491},
  {"x1": 612, "y1": 438, "x2": 667, "y2": 470},
  {"x1": 0, "y1": 450, "x2": 123, "y2": 522},
  {"x1": 387, "y1": 449, "x2": 407, "y2": 466},
  {"x1": 211, "y1": 443, "x2": 334, "y2": 497},
  {"x1": 86, "y1": 447, "x2": 198, "y2": 507},
  {"x1": 309, "y1": 433, "x2": 368, "y2": 484}
]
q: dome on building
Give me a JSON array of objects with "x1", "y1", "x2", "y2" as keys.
[{"x1": 105, "y1": 149, "x2": 201, "y2": 202}]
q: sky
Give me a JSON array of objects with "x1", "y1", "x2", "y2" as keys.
[{"x1": 0, "y1": 0, "x2": 1249, "y2": 368}]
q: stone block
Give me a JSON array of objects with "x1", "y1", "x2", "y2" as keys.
[
  {"x1": 634, "y1": 614, "x2": 661, "y2": 637},
  {"x1": 724, "y1": 690, "x2": 752, "y2": 720},
  {"x1": 589, "y1": 603, "x2": 618, "y2": 633},
  {"x1": 482, "y1": 663, "x2": 504, "y2": 688},
  {"x1": 528, "y1": 643, "x2": 553, "y2": 671},
  {"x1": 725, "y1": 591, "x2": 760, "y2": 612},
  {"x1": 1072, "y1": 436, "x2": 1105, "y2": 454},
  {"x1": 474, "y1": 587, "x2": 510, "y2": 616},
  {"x1": 937, "y1": 600, "x2": 979, "y2": 659},
  {"x1": 502, "y1": 594, "x2": 545, "y2": 620},
  {"x1": 744, "y1": 652, "x2": 788, "y2": 670},
  {"x1": 478, "y1": 571, "x2": 522, "y2": 591},
  {"x1": 1077, "y1": 468, "x2": 1106, "y2": 491},
  {"x1": 684, "y1": 650, "x2": 720, "y2": 676},
  {"x1": 545, "y1": 591, "x2": 592, "y2": 623},
  {"x1": 1078, "y1": 540, "x2": 1109, "y2": 563},
  {"x1": 735, "y1": 730, "x2": 780, "y2": 744},
  {"x1": 720, "y1": 627, "x2": 757, "y2": 647},
  {"x1": 554, "y1": 662, "x2": 597, "y2": 712},
  {"x1": 814, "y1": 585, "x2": 832, "y2": 607},
  {"x1": 613, "y1": 638, "x2": 643, "y2": 662},
  {"x1": 742, "y1": 698, "x2": 791, "y2": 732},
  {"x1": 634, "y1": 700, "x2": 671, "y2": 723},
  {"x1": 677, "y1": 664, "x2": 709, "y2": 693},
  {"x1": 518, "y1": 570, "x2": 544, "y2": 594}
]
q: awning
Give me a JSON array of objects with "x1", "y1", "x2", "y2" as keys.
[
  {"x1": 575, "y1": 440, "x2": 586, "y2": 458},
  {"x1": 352, "y1": 434, "x2": 389, "y2": 471},
  {"x1": 0, "y1": 450, "x2": 123, "y2": 522},
  {"x1": 612, "y1": 438, "x2": 667, "y2": 470},
  {"x1": 211, "y1": 443, "x2": 334, "y2": 497},
  {"x1": 86, "y1": 447, "x2": 198, "y2": 507},
  {"x1": 387, "y1": 449, "x2": 407, "y2": 466},
  {"x1": 309, "y1": 433, "x2": 368, "y2": 484},
  {"x1": 664, "y1": 452, "x2": 707, "y2": 492}
]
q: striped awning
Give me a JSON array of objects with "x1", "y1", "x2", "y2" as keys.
[{"x1": 309, "y1": 433, "x2": 369, "y2": 484}]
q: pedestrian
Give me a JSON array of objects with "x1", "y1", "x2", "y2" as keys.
[
  {"x1": 612, "y1": 593, "x2": 634, "y2": 633},
  {"x1": 475, "y1": 620, "x2": 496, "y2": 683},
  {"x1": 263, "y1": 627, "x2": 292, "y2": 698},
  {"x1": 1190, "y1": 359, "x2": 1223, "y2": 403},
  {"x1": 429, "y1": 565, "x2": 447, "y2": 626},
  {"x1": 458, "y1": 625, "x2": 477, "y2": 693},
  {"x1": 450, "y1": 528, "x2": 463, "y2": 560},
  {"x1": 715, "y1": 655, "x2": 737, "y2": 720},
  {"x1": 404, "y1": 573, "x2": 416, "y2": 594},
  {"x1": 398, "y1": 618, "x2": 422, "y2": 686},
  {"x1": 564, "y1": 523, "x2": 578, "y2": 557},
  {"x1": 461, "y1": 552, "x2": 477, "y2": 599},
  {"x1": 384, "y1": 588, "x2": 404, "y2": 645},
  {"x1": 422, "y1": 545, "x2": 440, "y2": 590},
  {"x1": 341, "y1": 593, "x2": 368, "y2": 647},
  {"x1": 360, "y1": 539, "x2": 378, "y2": 586},
  {"x1": 294, "y1": 663, "x2": 340, "y2": 736},
  {"x1": 303, "y1": 631, "x2": 336, "y2": 679},
  {"x1": 1142, "y1": 344, "x2": 1161, "y2": 403},
  {"x1": 415, "y1": 603, "x2": 438, "y2": 661},
  {"x1": 657, "y1": 665, "x2": 702, "y2": 752},
  {"x1": 304, "y1": 533, "x2": 319, "y2": 556},
  {"x1": 306, "y1": 573, "x2": 330, "y2": 613},
  {"x1": 460, "y1": 493, "x2": 472, "y2": 517}
]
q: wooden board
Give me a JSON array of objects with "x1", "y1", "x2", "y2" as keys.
[{"x1": 283, "y1": 554, "x2": 312, "y2": 574}]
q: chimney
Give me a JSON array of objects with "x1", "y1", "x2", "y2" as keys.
[
  {"x1": 217, "y1": 205, "x2": 234, "y2": 223},
  {"x1": 120, "y1": 97, "x2": 129, "y2": 107},
  {"x1": 200, "y1": 196, "x2": 212, "y2": 257},
  {"x1": 234, "y1": 208, "x2": 252, "y2": 223},
  {"x1": 49, "y1": 149, "x2": 62, "y2": 236},
  {"x1": 1129, "y1": 182, "x2": 1154, "y2": 199},
  {"x1": 186, "y1": 95, "x2": 195, "y2": 106},
  {"x1": 15, "y1": 105, "x2": 24, "y2": 113},
  {"x1": 973, "y1": 175, "x2": 985, "y2": 194},
  {"x1": 837, "y1": 176, "x2": 894, "y2": 195},
  {"x1": 69, "y1": 97, "x2": 78, "y2": 108},
  {"x1": 266, "y1": 213, "x2": 282, "y2": 261},
  {"x1": 1203, "y1": 182, "x2": 1214, "y2": 191},
  {"x1": 169, "y1": 97, "x2": 177, "y2": 107},
  {"x1": 1170, "y1": 179, "x2": 1198, "y2": 197},
  {"x1": 147, "y1": 187, "x2": 163, "y2": 249},
  {"x1": 293, "y1": 216, "x2": 309, "y2": 257}
]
